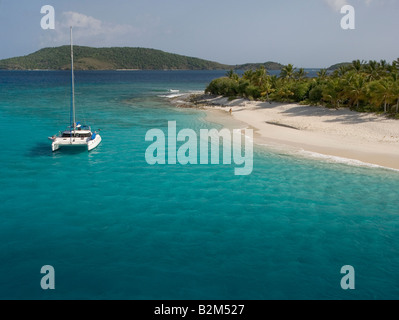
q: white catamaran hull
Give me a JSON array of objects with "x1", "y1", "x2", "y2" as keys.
[
  {"x1": 51, "y1": 134, "x2": 102, "y2": 152},
  {"x1": 88, "y1": 134, "x2": 102, "y2": 151}
]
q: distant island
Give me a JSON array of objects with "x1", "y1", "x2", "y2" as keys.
[
  {"x1": 0, "y1": 46, "x2": 285, "y2": 71},
  {"x1": 0, "y1": 46, "x2": 228, "y2": 70},
  {"x1": 233, "y1": 62, "x2": 284, "y2": 71},
  {"x1": 327, "y1": 62, "x2": 352, "y2": 71}
]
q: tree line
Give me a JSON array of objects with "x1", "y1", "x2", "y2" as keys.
[{"x1": 205, "y1": 59, "x2": 399, "y2": 117}]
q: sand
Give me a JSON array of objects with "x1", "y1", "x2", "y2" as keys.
[{"x1": 171, "y1": 94, "x2": 399, "y2": 171}]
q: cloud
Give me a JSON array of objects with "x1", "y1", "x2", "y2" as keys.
[
  {"x1": 324, "y1": 0, "x2": 374, "y2": 11},
  {"x1": 40, "y1": 11, "x2": 144, "y2": 47},
  {"x1": 325, "y1": 0, "x2": 349, "y2": 11}
]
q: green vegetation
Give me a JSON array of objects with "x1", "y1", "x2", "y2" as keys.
[
  {"x1": 234, "y1": 62, "x2": 284, "y2": 71},
  {"x1": 327, "y1": 62, "x2": 351, "y2": 71},
  {"x1": 0, "y1": 46, "x2": 284, "y2": 71},
  {"x1": 0, "y1": 46, "x2": 230, "y2": 70},
  {"x1": 205, "y1": 59, "x2": 399, "y2": 116}
]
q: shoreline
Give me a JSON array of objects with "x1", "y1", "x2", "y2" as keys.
[{"x1": 171, "y1": 93, "x2": 399, "y2": 171}]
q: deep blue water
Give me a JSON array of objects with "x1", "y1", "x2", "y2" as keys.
[{"x1": 0, "y1": 70, "x2": 398, "y2": 300}]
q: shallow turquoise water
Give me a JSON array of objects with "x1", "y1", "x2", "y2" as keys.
[{"x1": 0, "y1": 71, "x2": 398, "y2": 300}]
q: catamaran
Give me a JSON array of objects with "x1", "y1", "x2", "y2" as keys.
[{"x1": 49, "y1": 27, "x2": 102, "y2": 152}]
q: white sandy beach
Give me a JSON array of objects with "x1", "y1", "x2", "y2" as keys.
[{"x1": 173, "y1": 94, "x2": 399, "y2": 170}]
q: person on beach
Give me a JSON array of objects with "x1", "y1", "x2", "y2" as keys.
[{"x1": 229, "y1": 108, "x2": 232, "y2": 115}]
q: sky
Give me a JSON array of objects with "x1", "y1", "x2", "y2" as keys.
[{"x1": 0, "y1": 0, "x2": 398, "y2": 68}]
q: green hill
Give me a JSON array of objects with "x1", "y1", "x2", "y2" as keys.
[
  {"x1": 0, "y1": 46, "x2": 231, "y2": 70},
  {"x1": 234, "y1": 62, "x2": 284, "y2": 71},
  {"x1": 327, "y1": 62, "x2": 351, "y2": 71}
]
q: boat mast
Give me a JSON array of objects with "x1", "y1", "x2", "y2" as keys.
[{"x1": 70, "y1": 26, "x2": 76, "y2": 130}]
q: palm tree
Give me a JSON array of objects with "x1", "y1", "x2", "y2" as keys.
[
  {"x1": 379, "y1": 60, "x2": 388, "y2": 72},
  {"x1": 274, "y1": 84, "x2": 294, "y2": 101},
  {"x1": 351, "y1": 60, "x2": 366, "y2": 74},
  {"x1": 333, "y1": 65, "x2": 350, "y2": 78},
  {"x1": 391, "y1": 73, "x2": 399, "y2": 113},
  {"x1": 322, "y1": 78, "x2": 343, "y2": 109},
  {"x1": 295, "y1": 68, "x2": 308, "y2": 81},
  {"x1": 365, "y1": 60, "x2": 380, "y2": 81},
  {"x1": 317, "y1": 69, "x2": 328, "y2": 80},
  {"x1": 226, "y1": 69, "x2": 235, "y2": 79},
  {"x1": 260, "y1": 81, "x2": 274, "y2": 103},
  {"x1": 280, "y1": 64, "x2": 296, "y2": 80},
  {"x1": 343, "y1": 75, "x2": 367, "y2": 110},
  {"x1": 393, "y1": 58, "x2": 399, "y2": 74},
  {"x1": 253, "y1": 66, "x2": 269, "y2": 87},
  {"x1": 226, "y1": 69, "x2": 239, "y2": 81},
  {"x1": 243, "y1": 69, "x2": 254, "y2": 79},
  {"x1": 269, "y1": 75, "x2": 278, "y2": 88},
  {"x1": 393, "y1": 85, "x2": 399, "y2": 113},
  {"x1": 387, "y1": 64, "x2": 397, "y2": 75},
  {"x1": 369, "y1": 79, "x2": 395, "y2": 113}
]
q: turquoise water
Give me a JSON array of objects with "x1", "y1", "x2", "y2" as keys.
[{"x1": 0, "y1": 71, "x2": 398, "y2": 300}]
